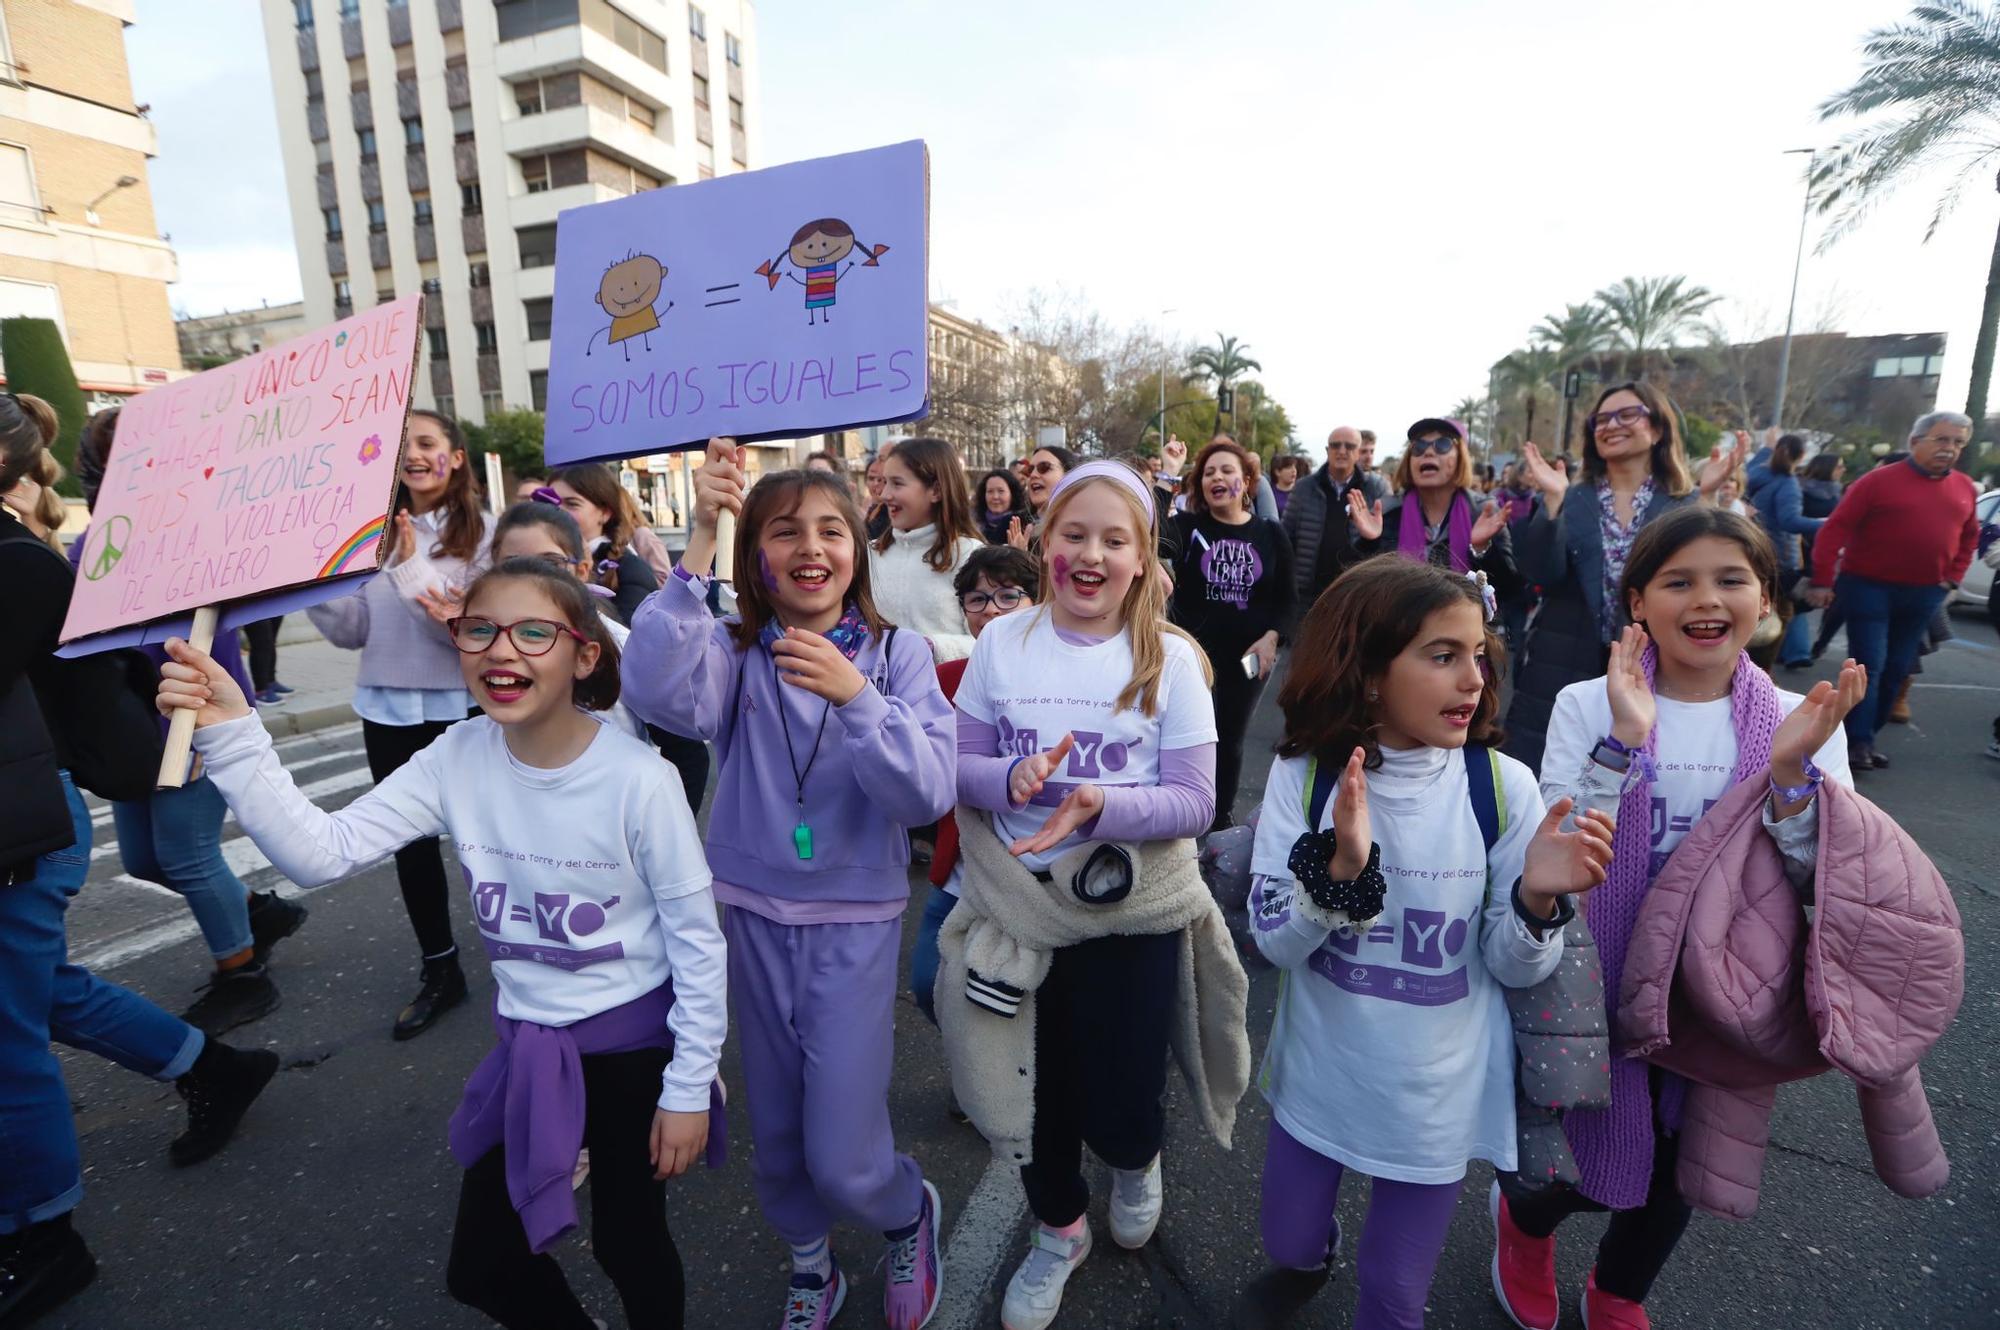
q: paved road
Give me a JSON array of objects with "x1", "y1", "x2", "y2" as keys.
[{"x1": 43, "y1": 617, "x2": 2000, "y2": 1329}]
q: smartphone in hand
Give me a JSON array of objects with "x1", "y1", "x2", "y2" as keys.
[{"x1": 1241, "y1": 651, "x2": 1261, "y2": 680}]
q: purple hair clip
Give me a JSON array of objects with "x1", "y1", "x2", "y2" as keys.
[
  {"x1": 531, "y1": 486, "x2": 563, "y2": 507},
  {"x1": 596, "y1": 558, "x2": 619, "y2": 576},
  {"x1": 583, "y1": 582, "x2": 616, "y2": 600}
]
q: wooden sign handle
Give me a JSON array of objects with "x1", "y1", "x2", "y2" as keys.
[
  {"x1": 714, "y1": 509, "x2": 736, "y2": 582},
  {"x1": 156, "y1": 604, "x2": 218, "y2": 789}
]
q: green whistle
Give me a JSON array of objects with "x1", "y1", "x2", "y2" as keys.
[{"x1": 794, "y1": 822, "x2": 814, "y2": 860}]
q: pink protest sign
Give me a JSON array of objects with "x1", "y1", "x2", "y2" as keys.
[{"x1": 59, "y1": 295, "x2": 424, "y2": 645}]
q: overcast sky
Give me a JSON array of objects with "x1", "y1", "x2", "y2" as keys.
[{"x1": 132, "y1": 0, "x2": 1996, "y2": 440}]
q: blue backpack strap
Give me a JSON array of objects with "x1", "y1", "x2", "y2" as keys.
[
  {"x1": 1465, "y1": 743, "x2": 1502, "y2": 853},
  {"x1": 1303, "y1": 753, "x2": 1339, "y2": 830}
]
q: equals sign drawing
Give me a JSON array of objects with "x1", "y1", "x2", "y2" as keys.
[
  {"x1": 705, "y1": 283, "x2": 741, "y2": 308},
  {"x1": 509, "y1": 905, "x2": 533, "y2": 923}
]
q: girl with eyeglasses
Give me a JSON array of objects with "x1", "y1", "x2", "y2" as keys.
[
  {"x1": 1167, "y1": 437, "x2": 1297, "y2": 835},
  {"x1": 158, "y1": 557, "x2": 726, "y2": 1330},
  {"x1": 1501, "y1": 383, "x2": 1741, "y2": 771}
]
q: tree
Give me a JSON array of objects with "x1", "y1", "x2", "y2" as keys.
[
  {"x1": 1494, "y1": 345, "x2": 1561, "y2": 446},
  {"x1": 460, "y1": 408, "x2": 546, "y2": 487},
  {"x1": 1812, "y1": 0, "x2": 2000, "y2": 441},
  {"x1": 1185, "y1": 333, "x2": 1263, "y2": 433},
  {"x1": 1594, "y1": 276, "x2": 1721, "y2": 380},
  {"x1": 1, "y1": 318, "x2": 89, "y2": 496}
]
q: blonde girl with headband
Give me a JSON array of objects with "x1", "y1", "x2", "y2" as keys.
[{"x1": 941, "y1": 460, "x2": 1251, "y2": 1330}]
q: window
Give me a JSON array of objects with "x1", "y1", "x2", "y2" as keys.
[
  {"x1": 323, "y1": 206, "x2": 342, "y2": 239},
  {"x1": 0, "y1": 142, "x2": 37, "y2": 223},
  {"x1": 530, "y1": 370, "x2": 548, "y2": 412},
  {"x1": 427, "y1": 326, "x2": 449, "y2": 358},
  {"x1": 586, "y1": 1, "x2": 667, "y2": 71},
  {"x1": 525, "y1": 297, "x2": 552, "y2": 341},
  {"x1": 692, "y1": 71, "x2": 709, "y2": 107},
  {"x1": 468, "y1": 260, "x2": 491, "y2": 287},
  {"x1": 435, "y1": 393, "x2": 455, "y2": 417},
  {"x1": 725, "y1": 31, "x2": 741, "y2": 65},
  {"x1": 376, "y1": 285, "x2": 395, "y2": 302},
  {"x1": 367, "y1": 200, "x2": 387, "y2": 232},
  {"x1": 517, "y1": 224, "x2": 557, "y2": 269},
  {"x1": 1927, "y1": 354, "x2": 1945, "y2": 376},
  {"x1": 1873, "y1": 357, "x2": 1898, "y2": 379},
  {"x1": 357, "y1": 127, "x2": 377, "y2": 160},
  {"x1": 475, "y1": 321, "x2": 498, "y2": 353},
  {"x1": 0, "y1": 279, "x2": 64, "y2": 342},
  {"x1": 452, "y1": 106, "x2": 475, "y2": 141},
  {"x1": 522, "y1": 154, "x2": 550, "y2": 193},
  {"x1": 421, "y1": 276, "x2": 443, "y2": 295},
  {"x1": 294, "y1": 0, "x2": 314, "y2": 28},
  {"x1": 1899, "y1": 355, "x2": 1926, "y2": 377},
  {"x1": 335, "y1": 278, "x2": 353, "y2": 306},
  {"x1": 495, "y1": 0, "x2": 582, "y2": 42},
  {"x1": 304, "y1": 69, "x2": 323, "y2": 99},
  {"x1": 628, "y1": 99, "x2": 656, "y2": 130},
  {"x1": 338, "y1": 0, "x2": 359, "y2": 17},
  {"x1": 461, "y1": 181, "x2": 483, "y2": 214},
  {"x1": 728, "y1": 96, "x2": 743, "y2": 129},
  {"x1": 482, "y1": 389, "x2": 504, "y2": 415},
  {"x1": 412, "y1": 194, "x2": 434, "y2": 225},
  {"x1": 403, "y1": 117, "x2": 424, "y2": 148},
  {"x1": 688, "y1": 5, "x2": 705, "y2": 37},
  {"x1": 516, "y1": 79, "x2": 544, "y2": 115}
]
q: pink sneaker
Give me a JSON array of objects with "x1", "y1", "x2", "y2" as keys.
[
  {"x1": 882, "y1": 1179, "x2": 944, "y2": 1330},
  {"x1": 1489, "y1": 1182, "x2": 1559, "y2": 1330},
  {"x1": 1580, "y1": 1268, "x2": 1652, "y2": 1330},
  {"x1": 782, "y1": 1262, "x2": 846, "y2": 1330}
]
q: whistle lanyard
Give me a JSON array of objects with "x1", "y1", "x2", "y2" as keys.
[{"x1": 771, "y1": 652, "x2": 832, "y2": 860}]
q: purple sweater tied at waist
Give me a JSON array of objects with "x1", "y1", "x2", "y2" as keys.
[{"x1": 447, "y1": 983, "x2": 726, "y2": 1254}]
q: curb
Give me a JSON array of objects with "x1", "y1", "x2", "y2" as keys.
[{"x1": 256, "y1": 701, "x2": 355, "y2": 738}]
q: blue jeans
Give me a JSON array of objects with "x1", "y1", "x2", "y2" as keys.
[
  {"x1": 1778, "y1": 603, "x2": 1815, "y2": 664},
  {"x1": 0, "y1": 773, "x2": 203, "y2": 1233},
  {"x1": 1835, "y1": 574, "x2": 1950, "y2": 748},
  {"x1": 112, "y1": 776, "x2": 253, "y2": 960},
  {"x1": 908, "y1": 887, "x2": 958, "y2": 1027}
]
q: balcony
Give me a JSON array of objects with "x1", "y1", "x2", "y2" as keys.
[
  {"x1": 369, "y1": 232, "x2": 390, "y2": 269},
  {"x1": 405, "y1": 149, "x2": 428, "y2": 193},
  {"x1": 445, "y1": 59, "x2": 470, "y2": 109},
  {"x1": 469, "y1": 285, "x2": 494, "y2": 323},
  {"x1": 461, "y1": 211, "x2": 486, "y2": 256},
  {"x1": 504, "y1": 181, "x2": 624, "y2": 231},
  {"x1": 437, "y1": 0, "x2": 463, "y2": 34},
  {"x1": 316, "y1": 166, "x2": 338, "y2": 210},
  {"x1": 695, "y1": 104, "x2": 711, "y2": 146},
  {"x1": 425, "y1": 298, "x2": 448, "y2": 330},
  {"x1": 524, "y1": 339, "x2": 551, "y2": 373},
  {"x1": 494, "y1": 24, "x2": 672, "y2": 105},
  {"x1": 430, "y1": 359, "x2": 453, "y2": 398},
  {"x1": 350, "y1": 88, "x2": 373, "y2": 129},
  {"x1": 297, "y1": 25, "x2": 318, "y2": 73},
  {"x1": 476, "y1": 353, "x2": 501, "y2": 393},
  {"x1": 306, "y1": 99, "x2": 328, "y2": 142},
  {"x1": 325, "y1": 239, "x2": 348, "y2": 277},
  {"x1": 396, "y1": 78, "x2": 421, "y2": 119},
  {"x1": 454, "y1": 137, "x2": 480, "y2": 184},
  {"x1": 501, "y1": 104, "x2": 676, "y2": 184},
  {"x1": 359, "y1": 161, "x2": 382, "y2": 202},
  {"x1": 513, "y1": 264, "x2": 554, "y2": 301},
  {"x1": 415, "y1": 223, "x2": 437, "y2": 262},
  {"x1": 341, "y1": 16, "x2": 364, "y2": 60},
  {"x1": 388, "y1": 3, "x2": 412, "y2": 46}
]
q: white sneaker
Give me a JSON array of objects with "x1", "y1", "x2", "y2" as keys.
[
  {"x1": 1001, "y1": 1223, "x2": 1092, "y2": 1330},
  {"x1": 1108, "y1": 1155, "x2": 1163, "y2": 1249}
]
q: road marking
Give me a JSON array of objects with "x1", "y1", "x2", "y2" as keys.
[
  {"x1": 933, "y1": 1158, "x2": 1028, "y2": 1330},
  {"x1": 86, "y1": 723, "x2": 363, "y2": 828},
  {"x1": 88, "y1": 763, "x2": 376, "y2": 864}
]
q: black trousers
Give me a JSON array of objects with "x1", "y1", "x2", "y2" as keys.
[
  {"x1": 1206, "y1": 647, "x2": 1268, "y2": 833},
  {"x1": 243, "y1": 616, "x2": 282, "y2": 691},
  {"x1": 646, "y1": 725, "x2": 711, "y2": 817},
  {"x1": 360, "y1": 717, "x2": 459, "y2": 957},
  {"x1": 447, "y1": 1047, "x2": 686, "y2": 1329},
  {"x1": 1021, "y1": 930, "x2": 1179, "y2": 1227},
  {"x1": 1502, "y1": 1109, "x2": 1693, "y2": 1304}
]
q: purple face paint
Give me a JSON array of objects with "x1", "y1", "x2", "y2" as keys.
[
  {"x1": 1051, "y1": 553, "x2": 1070, "y2": 587},
  {"x1": 757, "y1": 548, "x2": 780, "y2": 591}
]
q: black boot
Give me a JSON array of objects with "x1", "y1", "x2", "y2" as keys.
[
  {"x1": 180, "y1": 963, "x2": 280, "y2": 1035},
  {"x1": 247, "y1": 890, "x2": 309, "y2": 964},
  {"x1": 0, "y1": 1214, "x2": 95, "y2": 1328},
  {"x1": 1228, "y1": 1264, "x2": 1331, "y2": 1330},
  {"x1": 393, "y1": 951, "x2": 467, "y2": 1041},
  {"x1": 170, "y1": 1039, "x2": 280, "y2": 1167}
]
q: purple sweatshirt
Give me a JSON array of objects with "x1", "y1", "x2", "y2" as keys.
[{"x1": 620, "y1": 570, "x2": 956, "y2": 906}]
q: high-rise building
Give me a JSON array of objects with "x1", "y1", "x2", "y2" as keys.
[
  {"x1": 261, "y1": 0, "x2": 759, "y2": 425},
  {"x1": 0, "y1": 0, "x2": 183, "y2": 406}
]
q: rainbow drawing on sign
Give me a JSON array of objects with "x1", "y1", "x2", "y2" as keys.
[{"x1": 317, "y1": 516, "x2": 387, "y2": 578}]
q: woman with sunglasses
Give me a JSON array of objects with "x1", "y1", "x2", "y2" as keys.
[
  {"x1": 1006, "y1": 445, "x2": 1078, "y2": 551},
  {"x1": 1501, "y1": 382, "x2": 1741, "y2": 770},
  {"x1": 1352, "y1": 418, "x2": 1516, "y2": 591}
]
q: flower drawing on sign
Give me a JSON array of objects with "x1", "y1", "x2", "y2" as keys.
[
  {"x1": 754, "y1": 218, "x2": 890, "y2": 326},
  {"x1": 357, "y1": 433, "x2": 384, "y2": 465},
  {"x1": 335, "y1": 331, "x2": 349, "y2": 348}
]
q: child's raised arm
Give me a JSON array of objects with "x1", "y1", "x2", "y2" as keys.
[{"x1": 159, "y1": 638, "x2": 447, "y2": 887}]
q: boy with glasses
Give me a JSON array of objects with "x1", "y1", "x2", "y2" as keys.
[{"x1": 909, "y1": 545, "x2": 1041, "y2": 1049}]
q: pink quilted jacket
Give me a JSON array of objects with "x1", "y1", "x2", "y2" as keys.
[{"x1": 1617, "y1": 775, "x2": 1963, "y2": 1219}]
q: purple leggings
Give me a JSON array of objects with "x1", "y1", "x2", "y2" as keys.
[{"x1": 1259, "y1": 1120, "x2": 1464, "y2": 1330}]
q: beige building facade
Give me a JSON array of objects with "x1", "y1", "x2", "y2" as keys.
[
  {"x1": 0, "y1": 0, "x2": 182, "y2": 402},
  {"x1": 176, "y1": 299, "x2": 310, "y2": 366}
]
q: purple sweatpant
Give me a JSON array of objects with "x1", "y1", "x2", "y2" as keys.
[
  {"x1": 1260, "y1": 1119, "x2": 1463, "y2": 1330},
  {"x1": 727, "y1": 908, "x2": 924, "y2": 1246}
]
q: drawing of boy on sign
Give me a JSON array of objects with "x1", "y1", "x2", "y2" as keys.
[
  {"x1": 754, "y1": 219, "x2": 889, "y2": 325},
  {"x1": 586, "y1": 251, "x2": 675, "y2": 360}
]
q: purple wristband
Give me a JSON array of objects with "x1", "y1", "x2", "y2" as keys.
[{"x1": 1600, "y1": 733, "x2": 1633, "y2": 756}]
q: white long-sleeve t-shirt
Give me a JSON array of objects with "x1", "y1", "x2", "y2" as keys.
[
  {"x1": 194, "y1": 712, "x2": 726, "y2": 1112},
  {"x1": 1247, "y1": 743, "x2": 1562, "y2": 1183},
  {"x1": 868, "y1": 523, "x2": 982, "y2": 661}
]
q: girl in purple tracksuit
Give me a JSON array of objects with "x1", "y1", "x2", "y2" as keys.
[{"x1": 622, "y1": 438, "x2": 955, "y2": 1330}]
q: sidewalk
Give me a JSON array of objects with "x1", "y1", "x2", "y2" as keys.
[{"x1": 239, "y1": 613, "x2": 362, "y2": 738}]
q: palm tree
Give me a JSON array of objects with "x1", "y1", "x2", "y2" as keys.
[
  {"x1": 1813, "y1": 0, "x2": 2000, "y2": 434},
  {"x1": 1451, "y1": 394, "x2": 1485, "y2": 453},
  {"x1": 1185, "y1": 333, "x2": 1263, "y2": 433},
  {"x1": 1594, "y1": 276, "x2": 1721, "y2": 380},
  {"x1": 1532, "y1": 302, "x2": 1615, "y2": 450},
  {"x1": 1495, "y1": 346, "x2": 1561, "y2": 444}
]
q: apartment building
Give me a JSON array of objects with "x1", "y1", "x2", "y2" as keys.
[
  {"x1": 177, "y1": 299, "x2": 309, "y2": 366},
  {"x1": 0, "y1": 0, "x2": 182, "y2": 405},
  {"x1": 262, "y1": 0, "x2": 759, "y2": 424}
]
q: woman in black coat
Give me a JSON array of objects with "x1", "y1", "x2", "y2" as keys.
[{"x1": 1352, "y1": 417, "x2": 1518, "y2": 591}]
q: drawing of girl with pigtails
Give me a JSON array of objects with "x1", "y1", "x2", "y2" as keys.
[{"x1": 754, "y1": 218, "x2": 890, "y2": 325}]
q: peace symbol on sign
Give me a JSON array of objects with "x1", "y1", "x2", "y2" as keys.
[{"x1": 81, "y1": 514, "x2": 131, "y2": 582}]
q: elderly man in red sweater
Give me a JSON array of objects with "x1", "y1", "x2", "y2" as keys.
[{"x1": 1807, "y1": 410, "x2": 1979, "y2": 769}]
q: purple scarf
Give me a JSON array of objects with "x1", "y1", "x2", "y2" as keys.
[
  {"x1": 1563, "y1": 646, "x2": 1782, "y2": 1208},
  {"x1": 448, "y1": 984, "x2": 727, "y2": 1253},
  {"x1": 1396, "y1": 489, "x2": 1474, "y2": 572}
]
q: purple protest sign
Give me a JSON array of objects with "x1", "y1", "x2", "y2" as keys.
[{"x1": 543, "y1": 139, "x2": 930, "y2": 465}]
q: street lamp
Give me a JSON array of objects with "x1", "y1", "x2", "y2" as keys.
[
  {"x1": 85, "y1": 175, "x2": 140, "y2": 226},
  {"x1": 1771, "y1": 147, "x2": 1819, "y2": 434},
  {"x1": 1158, "y1": 307, "x2": 1177, "y2": 455}
]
